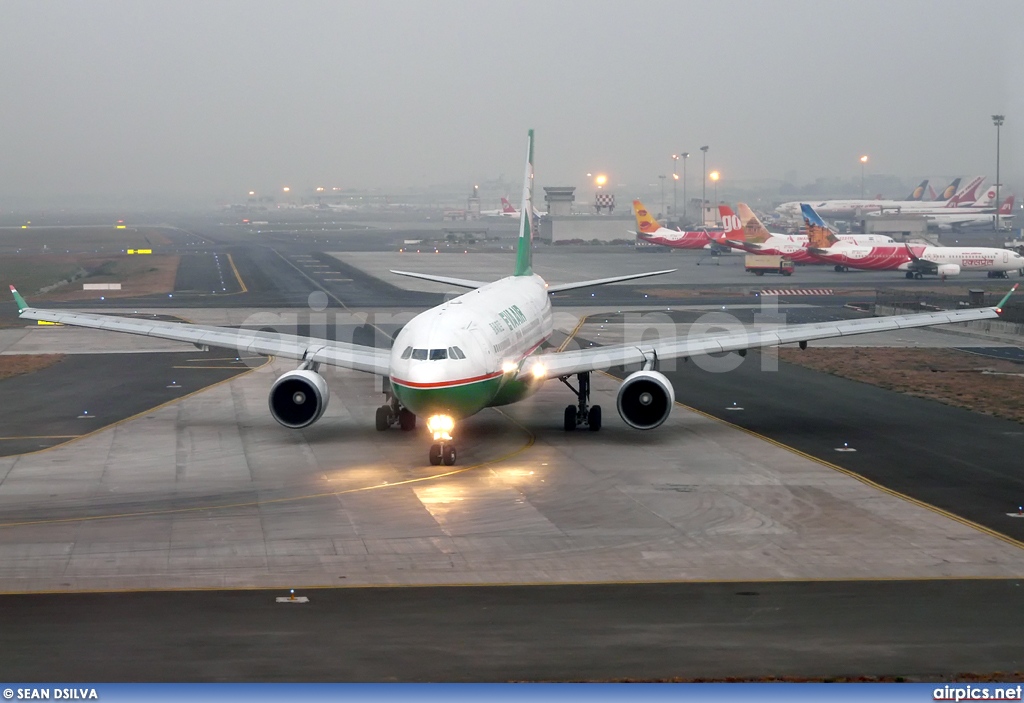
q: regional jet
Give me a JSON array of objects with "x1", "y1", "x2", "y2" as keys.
[{"x1": 7, "y1": 132, "x2": 1018, "y2": 465}]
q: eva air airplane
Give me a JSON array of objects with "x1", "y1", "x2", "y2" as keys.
[{"x1": 8, "y1": 131, "x2": 1018, "y2": 466}]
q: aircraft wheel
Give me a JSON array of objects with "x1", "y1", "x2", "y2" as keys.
[
  {"x1": 399, "y1": 409, "x2": 416, "y2": 431},
  {"x1": 588, "y1": 405, "x2": 602, "y2": 431},
  {"x1": 375, "y1": 406, "x2": 390, "y2": 431},
  {"x1": 442, "y1": 445, "x2": 457, "y2": 466},
  {"x1": 428, "y1": 443, "x2": 442, "y2": 466},
  {"x1": 834, "y1": 265, "x2": 843, "y2": 272},
  {"x1": 905, "y1": 271, "x2": 914, "y2": 279},
  {"x1": 914, "y1": 272, "x2": 923, "y2": 279},
  {"x1": 564, "y1": 405, "x2": 577, "y2": 431}
]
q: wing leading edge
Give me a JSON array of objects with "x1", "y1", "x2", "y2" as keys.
[
  {"x1": 10, "y1": 290, "x2": 390, "y2": 376},
  {"x1": 532, "y1": 301, "x2": 1013, "y2": 379}
]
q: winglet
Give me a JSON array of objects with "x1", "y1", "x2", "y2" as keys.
[
  {"x1": 996, "y1": 283, "x2": 1019, "y2": 313},
  {"x1": 9, "y1": 285, "x2": 28, "y2": 313}
]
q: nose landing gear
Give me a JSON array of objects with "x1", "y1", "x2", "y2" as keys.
[
  {"x1": 428, "y1": 442, "x2": 457, "y2": 466},
  {"x1": 426, "y1": 414, "x2": 457, "y2": 466}
]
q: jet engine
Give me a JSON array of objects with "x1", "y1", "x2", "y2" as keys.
[
  {"x1": 616, "y1": 369, "x2": 675, "y2": 430},
  {"x1": 937, "y1": 264, "x2": 960, "y2": 277},
  {"x1": 269, "y1": 369, "x2": 330, "y2": 429}
]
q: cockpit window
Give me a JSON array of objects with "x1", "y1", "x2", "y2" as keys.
[
  {"x1": 400, "y1": 346, "x2": 413, "y2": 359},
  {"x1": 449, "y1": 346, "x2": 466, "y2": 360},
  {"x1": 411, "y1": 348, "x2": 428, "y2": 361},
  {"x1": 429, "y1": 349, "x2": 448, "y2": 360}
]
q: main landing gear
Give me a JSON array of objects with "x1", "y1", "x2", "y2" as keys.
[
  {"x1": 560, "y1": 371, "x2": 602, "y2": 432},
  {"x1": 375, "y1": 382, "x2": 416, "y2": 432},
  {"x1": 833, "y1": 264, "x2": 850, "y2": 272},
  {"x1": 905, "y1": 271, "x2": 924, "y2": 279}
]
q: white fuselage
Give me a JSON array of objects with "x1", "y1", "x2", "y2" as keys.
[{"x1": 388, "y1": 274, "x2": 553, "y2": 419}]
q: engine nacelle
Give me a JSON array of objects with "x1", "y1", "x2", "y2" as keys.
[
  {"x1": 268, "y1": 369, "x2": 330, "y2": 429},
  {"x1": 937, "y1": 263, "x2": 960, "y2": 277},
  {"x1": 616, "y1": 369, "x2": 675, "y2": 430}
]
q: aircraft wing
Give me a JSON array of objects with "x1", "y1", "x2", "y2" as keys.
[
  {"x1": 547, "y1": 269, "x2": 677, "y2": 293},
  {"x1": 9, "y1": 287, "x2": 390, "y2": 375},
  {"x1": 389, "y1": 270, "x2": 487, "y2": 289},
  {"x1": 532, "y1": 295, "x2": 1015, "y2": 379}
]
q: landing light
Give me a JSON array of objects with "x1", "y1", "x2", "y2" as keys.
[
  {"x1": 531, "y1": 363, "x2": 546, "y2": 379},
  {"x1": 502, "y1": 361, "x2": 518, "y2": 374},
  {"x1": 427, "y1": 414, "x2": 454, "y2": 442}
]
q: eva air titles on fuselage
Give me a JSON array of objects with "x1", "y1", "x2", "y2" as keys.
[{"x1": 495, "y1": 303, "x2": 528, "y2": 333}]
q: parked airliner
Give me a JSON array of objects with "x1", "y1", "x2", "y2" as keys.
[
  {"x1": 803, "y1": 204, "x2": 1023, "y2": 278},
  {"x1": 722, "y1": 204, "x2": 894, "y2": 263}
]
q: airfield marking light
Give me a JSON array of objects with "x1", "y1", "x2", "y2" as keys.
[{"x1": 427, "y1": 414, "x2": 455, "y2": 442}]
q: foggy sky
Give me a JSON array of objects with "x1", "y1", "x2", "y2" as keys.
[{"x1": 0, "y1": 0, "x2": 1021, "y2": 204}]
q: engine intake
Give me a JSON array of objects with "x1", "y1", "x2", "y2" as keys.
[
  {"x1": 269, "y1": 369, "x2": 330, "y2": 429},
  {"x1": 616, "y1": 369, "x2": 674, "y2": 430}
]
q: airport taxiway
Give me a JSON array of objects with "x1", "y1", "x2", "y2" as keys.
[
  {"x1": 1, "y1": 319, "x2": 1023, "y2": 592},
  {"x1": 3, "y1": 219, "x2": 1024, "y2": 679}
]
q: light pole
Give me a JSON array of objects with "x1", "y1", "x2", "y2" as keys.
[
  {"x1": 658, "y1": 175, "x2": 666, "y2": 219},
  {"x1": 671, "y1": 154, "x2": 679, "y2": 219},
  {"x1": 859, "y1": 155, "x2": 868, "y2": 199},
  {"x1": 681, "y1": 152, "x2": 690, "y2": 224},
  {"x1": 709, "y1": 171, "x2": 720, "y2": 223},
  {"x1": 700, "y1": 146, "x2": 709, "y2": 225},
  {"x1": 993, "y1": 115, "x2": 1004, "y2": 230}
]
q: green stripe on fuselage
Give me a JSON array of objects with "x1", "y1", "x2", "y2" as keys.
[{"x1": 392, "y1": 375, "x2": 503, "y2": 420}]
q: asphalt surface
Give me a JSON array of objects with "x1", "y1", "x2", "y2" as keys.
[
  {"x1": 2, "y1": 580, "x2": 1022, "y2": 681},
  {"x1": 613, "y1": 349, "x2": 1024, "y2": 543},
  {"x1": 0, "y1": 352, "x2": 259, "y2": 456}
]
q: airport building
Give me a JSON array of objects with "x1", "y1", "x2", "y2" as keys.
[{"x1": 538, "y1": 186, "x2": 636, "y2": 244}]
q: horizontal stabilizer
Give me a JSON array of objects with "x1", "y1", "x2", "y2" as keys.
[
  {"x1": 547, "y1": 269, "x2": 676, "y2": 293},
  {"x1": 389, "y1": 270, "x2": 486, "y2": 289}
]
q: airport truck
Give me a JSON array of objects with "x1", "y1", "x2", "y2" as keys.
[{"x1": 745, "y1": 254, "x2": 793, "y2": 276}]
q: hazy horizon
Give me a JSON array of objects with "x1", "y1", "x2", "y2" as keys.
[{"x1": 0, "y1": 0, "x2": 1021, "y2": 206}]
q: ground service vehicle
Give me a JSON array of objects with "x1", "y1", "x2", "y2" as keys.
[{"x1": 745, "y1": 254, "x2": 794, "y2": 276}]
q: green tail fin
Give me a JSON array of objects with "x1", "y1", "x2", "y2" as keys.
[
  {"x1": 514, "y1": 129, "x2": 535, "y2": 277},
  {"x1": 9, "y1": 285, "x2": 28, "y2": 313}
]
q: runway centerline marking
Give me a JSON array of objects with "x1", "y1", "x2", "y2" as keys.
[{"x1": 271, "y1": 248, "x2": 390, "y2": 339}]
